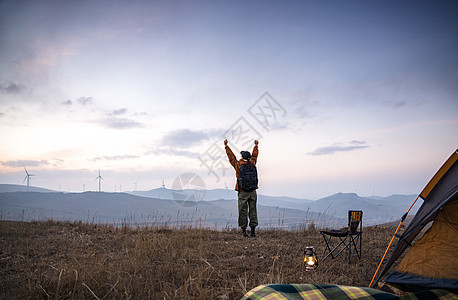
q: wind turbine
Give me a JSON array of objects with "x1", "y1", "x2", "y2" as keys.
[
  {"x1": 95, "y1": 170, "x2": 103, "y2": 192},
  {"x1": 23, "y1": 167, "x2": 35, "y2": 191}
]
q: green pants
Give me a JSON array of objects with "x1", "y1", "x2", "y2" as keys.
[{"x1": 238, "y1": 190, "x2": 258, "y2": 229}]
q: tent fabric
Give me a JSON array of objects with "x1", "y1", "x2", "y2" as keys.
[
  {"x1": 385, "y1": 271, "x2": 458, "y2": 290},
  {"x1": 375, "y1": 150, "x2": 458, "y2": 288},
  {"x1": 396, "y1": 198, "x2": 458, "y2": 280},
  {"x1": 241, "y1": 284, "x2": 457, "y2": 300}
]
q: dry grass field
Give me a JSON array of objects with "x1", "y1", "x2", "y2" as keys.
[{"x1": 0, "y1": 220, "x2": 398, "y2": 299}]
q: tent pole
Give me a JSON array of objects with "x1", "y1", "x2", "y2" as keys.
[{"x1": 368, "y1": 195, "x2": 420, "y2": 288}]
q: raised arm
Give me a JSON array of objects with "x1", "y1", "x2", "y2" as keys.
[
  {"x1": 224, "y1": 139, "x2": 237, "y2": 169},
  {"x1": 251, "y1": 140, "x2": 259, "y2": 165}
]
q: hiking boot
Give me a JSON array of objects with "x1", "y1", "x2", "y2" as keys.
[
  {"x1": 250, "y1": 227, "x2": 256, "y2": 237},
  {"x1": 242, "y1": 228, "x2": 249, "y2": 238}
]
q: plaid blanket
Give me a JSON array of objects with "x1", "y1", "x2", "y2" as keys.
[{"x1": 241, "y1": 284, "x2": 457, "y2": 300}]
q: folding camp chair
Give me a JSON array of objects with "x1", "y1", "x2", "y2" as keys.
[{"x1": 320, "y1": 210, "x2": 362, "y2": 263}]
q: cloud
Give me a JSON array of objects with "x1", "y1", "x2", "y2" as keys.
[
  {"x1": 60, "y1": 98, "x2": 141, "y2": 129},
  {"x1": 269, "y1": 121, "x2": 290, "y2": 131},
  {"x1": 349, "y1": 140, "x2": 366, "y2": 145},
  {"x1": 161, "y1": 128, "x2": 222, "y2": 148},
  {"x1": 61, "y1": 97, "x2": 92, "y2": 106},
  {"x1": 88, "y1": 155, "x2": 139, "y2": 162},
  {"x1": 145, "y1": 148, "x2": 199, "y2": 159},
  {"x1": 76, "y1": 97, "x2": 93, "y2": 106},
  {"x1": 308, "y1": 141, "x2": 369, "y2": 156},
  {"x1": 100, "y1": 117, "x2": 144, "y2": 129},
  {"x1": 392, "y1": 101, "x2": 406, "y2": 108},
  {"x1": 0, "y1": 112, "x2": 4, "y2": 117},
  {"x1": 289, "y1": 89, "x2": 323, "y2": 118},
  {"x1": 0, "y1": 159, "x2": 50, "y2": 168},
  {"x1": 108, "y1": 108, "x2": 127, "y2": 116},
  {"x1": 0, "y1": 82, "x2": 26, "y2": 94},
  {"x1": 382, "y1": 100, "x2": 407, "y2": 109},
  {"x1": 61, "y1": 100, "x2": 72, "y2": 106},
  {"x1": 50, "y1": 158, "x2": 65, "y2": 166},
  {"x1": 144, "y1": 128, "x2": 225, "y2": 159},
  {"x1": 62, "y1": 98, "x2": 142, "y2": 130}
]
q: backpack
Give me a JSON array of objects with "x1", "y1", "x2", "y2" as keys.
[{"x1": 238, "y1": 162, "x2": 258, "y2": 192}]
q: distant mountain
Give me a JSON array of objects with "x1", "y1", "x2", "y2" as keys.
[
  {"x1": 0, "y1": 191, "x2": 340, "y2": 229},
  {"x1": 128, "y1": 188, "x2": 313, "y2": 208},
  {"x1": 0, "y1": 185, "x2": 420, "y2": 228},
  {"x1": 257, "y1": 194, "x2": 313, "y2": 209},
  {"x1": 299, "y1": 192, "x2": 419, "y2": 225},
  {"x1": 129, "y1": 188, "x2": 236, "y2": 201},
  {"x1": 378, "y1": 215, "x2": 415, "y2": 228},
  {"x1": 0, "y1": 184, "x2": 57, "y2": 193},
  {"x1": 305, "y1": 192, "x2": 378, "y2": 216}
]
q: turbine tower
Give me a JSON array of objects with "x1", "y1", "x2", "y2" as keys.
[
  {"x1": 23, "y1": 167, "x2": 35, "y2": 191},
  {"x1": 95, "y1": 170, "x2": 103, "y2": 192}
]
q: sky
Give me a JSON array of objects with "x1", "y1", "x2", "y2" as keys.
[{"x1": 0, "y1": 0, "x2": 457, "y2": 199}]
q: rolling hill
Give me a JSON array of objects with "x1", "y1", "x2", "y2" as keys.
[
  {"x1": 0, "y1": 184, "x2": 420, "y2": 228},
  {"x1": 0, "y1": 184, "x2": 56, "y2": 193},
  {"x1": 0, "y1": 191, "x2": 337, "y2": 229}
]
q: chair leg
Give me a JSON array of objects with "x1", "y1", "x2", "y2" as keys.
[
  {"x1": 321, "y1": 237, "x2": 330, "y2": 260},
  {"x1": 333, "y1": 236, "x2": 350, "y2": 260},
  {"x1": 359, "y1": 233, "x2": 362, "y2": 259},
  {"x1": 321, "y1": 233, "x2": 342, "y2": 260},
  {"x1": 320, "y1": 233, "x2": 335, "y2": 260},
  {"x1": 348, "y1": 234, "x2": 362, "y2": 263},
  {"x1": 321, "y1": 233, "x2": 348, "y2": 261},
  {"x1": 321, "y1": 232, "x2": 361, "y2": 263}
]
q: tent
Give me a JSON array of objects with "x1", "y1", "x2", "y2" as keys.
[{"x1": 372, "y1": 149, "x2": 458, "y2": 290}]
